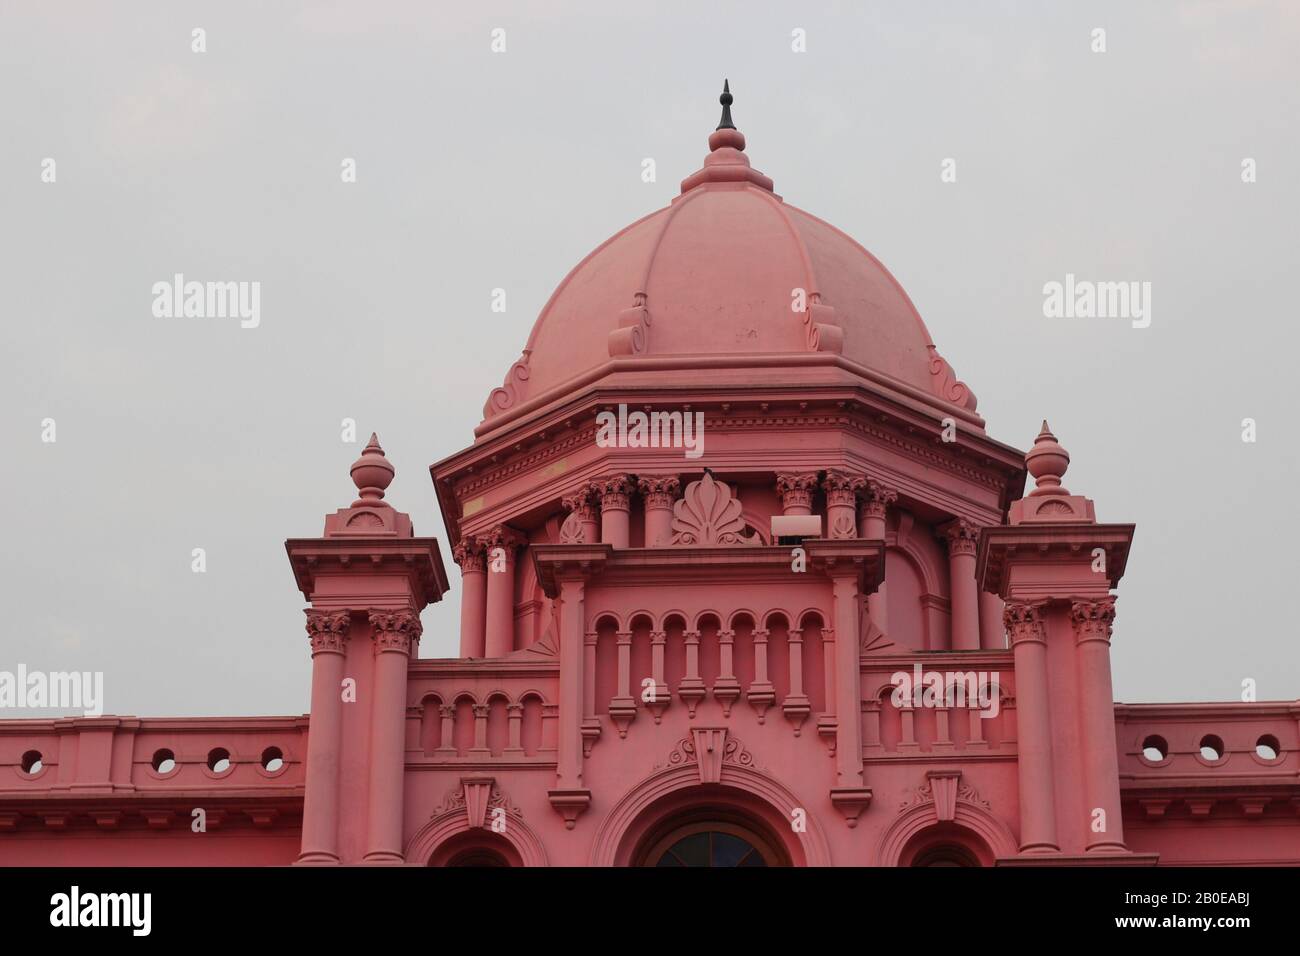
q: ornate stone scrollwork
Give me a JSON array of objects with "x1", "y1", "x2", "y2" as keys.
[
  {"x1": 926, "y1": 344, "x2": 977, "y2": 411},
  {"x1": 483, "y1": 349, "x2": 532, "y2": 420},
  {"x1": 664, "y1": 728, "x2": 754, "y2": 784},
  {"x1": 899, "y1": 771, "x2": 991, "y2": 821},
  {"x1": 608, "y1": 292, "x2": 651, "y2": 356},
  {"x1": 433, "y1": 775, "x2": 522, "y2": 831}
]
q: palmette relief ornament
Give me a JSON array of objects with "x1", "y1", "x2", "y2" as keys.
[{"x1": 669, "y1": 473, "x2": 759, "y2": 546}]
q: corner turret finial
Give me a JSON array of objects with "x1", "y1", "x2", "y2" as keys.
[
  {"x1": 716, "y1": 79, "x2": 736, "y2": 131},
  {"x1": 1025, "y1": 420, "x2": 1071, "y2": 497},
  {"x1": 349, "y1": 432, "x2": 395, "y2": 506}
]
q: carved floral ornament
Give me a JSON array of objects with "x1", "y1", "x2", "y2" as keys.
[{"x1": 671, "y1": 474, "x2": 760, "y2": 547}]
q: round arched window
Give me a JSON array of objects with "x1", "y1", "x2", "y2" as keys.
[
  {"x1": 446, "y1": 848, "x2": 509, "y2": 867},
  {"x1": 644, "y1": 821, "x2": 781, "y2": 867},
  {"x1": 911, "y1": 843, "x2": 980, "y2": 867}
]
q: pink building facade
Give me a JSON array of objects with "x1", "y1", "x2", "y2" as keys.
[{"x1": 3, "y1": 91, "x2": 1297, "y2": 867}]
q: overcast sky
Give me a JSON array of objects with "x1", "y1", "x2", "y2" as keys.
[{"x1": 2, "y1": 1, "x2": 1297, "y2": 717}]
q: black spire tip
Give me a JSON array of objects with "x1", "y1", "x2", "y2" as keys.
[{"x1": 716, "y1": 79, "x2": 735, "y2": 131}]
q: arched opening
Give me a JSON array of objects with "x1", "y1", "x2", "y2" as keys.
[
  {"x1": 898, "y1": 822, "x2": 991, "y2": 867},
  {"x1": 427, "y1": 830, "x2": 522, "y2": 867},
  {"x1": 632, "y1": 803, "x2": 791, "y2": 868}
]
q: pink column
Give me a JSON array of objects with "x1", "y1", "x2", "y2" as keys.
[
  {"x1": 582, "y1": 630, "x2": 600, "y2": 752},
  {"x1": 638, "y1": 476, "x2": 679, "y2": 547},
  {"x1": 1006, "y1": 601, "x2": 1059, "y2": 853},
  {"x1": 823, "y1": 471, "x2": 862, "y2": 538},
  {"x1": 747, "y1": 627, "x2": 775, "y2": 720},
  {"x1": 434, "y1": 704, "x2": 456, "y2": 757},
  {"x1": 782, "y1": 627, "x2": 811, "y2": 734},
  {"x1": 648, "y1": 629, "x2": 670, "y2": 717},
  {"x1": 941, "y1": 518, "x2": 981, "y2": 652},
  {"x1": 609, "y1": 629, "x2": 636, "y2": 735},
  {"x1": 713, "y1": 628, "x2": 741, "y2": 714},
  {"x1": 554, "y1": 577, "x2": 586, "y2": 790},
  {"x1": 484, "y1": 525, "x2": 524, "y2": 658},
  {"x1": 678, "y1": 629, "x2": 706, "y2": 716},
  {"x1": 776, "y1": 473, "x2": 819, "y2": 516},
  {"x1": 454, "y1": 537, "x2": 487, "y2": 658},
  {"x1": 597, "y1": 475, "x2": 634, "y2": 548},
  {"x1": 831, "y1": 575, "x2": 864, "y2": 787},
  {"x1": 298, "y1": 609, "x2": 350, "y2": 864},
  {"x1": 858, "y1": 481, "x2": 896, "y2": 633},
  {"x1": 1072, "y1": 597, "x2": 1128, "y2": 853},
  {"x1": 505, "y1": 702, "x2": 524, "y2": 757},
  {"x1": 363, "y1": 608, "x2": 421, "y2": 864},
  {"x1": 979, "y1": 591, "x2": 1006, "y2": 650}
]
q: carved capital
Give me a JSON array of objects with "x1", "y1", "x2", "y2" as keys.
[
  {"x1": 637, "y1": 475, "x2": 681, "y2": 510},
  {"x1": 939, "y1": 518, "x2": 981, "y2": 557},
  {"x1": 368, "y1": 608, "x2": 422, "y2": 655},
  {"x1": 823, "y1": 470, "x2": 866, "y2": 508},
  {"x1": 1003, "y1": 601, "x2": 1047, "y2": 647},
  {"x1": 595, "y1": 474, "x2": 635, "y2": 512},
  {"x1": 1070, "y1": 596, "x2": 1117, "y2": 644},
  {"x1": 859, "y1": 479, "x2": 899, "y2": 521},
  {"x1": 561, "y1": 487, "x2": 598, "y2": 522},
  {"x1": 305, "y1": 609, "x2": 351, "y2": 655},
  {"x1": 775, "y1": 472, "x2": 820, "y2": 511},
  {"x1": 483, "y1": 524, "x2": 527, "y2": 564},
  {"x1": 452, "y1": 536, "x2": 487, "y2": 573}
]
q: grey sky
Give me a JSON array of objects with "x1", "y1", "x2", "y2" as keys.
[{"x1": 2, "y1": 1, "x2": 1297, "y2": 717}]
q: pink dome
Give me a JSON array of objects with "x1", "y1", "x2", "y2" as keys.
[{"x1": 480, "y1": 89, "x2": 976, "y2": 432}]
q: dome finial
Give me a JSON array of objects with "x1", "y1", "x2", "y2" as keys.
[{"x1": 716, "y1": 79, "x2": 735, "y2": 131}]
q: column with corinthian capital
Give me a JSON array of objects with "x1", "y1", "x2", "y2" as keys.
[
  {"x1": 939, "y1": 518, "x2": 981, "y2": 652},
  {"x1": 858, "y1": 480, "x2": 897, "y2": 633},
  {"x1": 453, "y1": 536, "x2": 487, "y2": 658},
  {"x1": 1072, "y1": 597, "x2": 1128, "y2": 853},
  {"x1": 638, "y1": 476, "x2": 680, "y2": 547},
  {"x1": 484, "y1": 525, "x2": 525, "y2": 657},
  {"x1": 298, "y1": 609, "x2": 351, "y2": 864},
  {"x1": 1005, "y1": 601, "x2": 1059, "y2": 853},
  {"x1": 363, "y1": 608, "x2": 421, "y2": 864}
]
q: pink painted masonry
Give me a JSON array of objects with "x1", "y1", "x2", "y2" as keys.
[{"x1": 2, "y1": 90, "x2": 1296, "y2": 867}]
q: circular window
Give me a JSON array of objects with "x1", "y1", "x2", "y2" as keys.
[
  {"x1": 20, "y1": 750, "x2": 43, "y2": 775},
  {"x1": 1141, "y1": 735, "x2": 1168, "y2": 763},
  {"x1": 1255, "y1": 735, "x2": 1280, "y2": 761},
  {"x1": 260, "y1": 747, "x2": 284, "y2": 773},
  {"x1": 207, "y1": 748, "x2": 231, "y2": 773},
  {"x1": 151, "y1": 749, "x2": 176, "y2": 774},
  {"x1": 1199, "y1": 734, "x2": 1224, "y2": 763}
]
